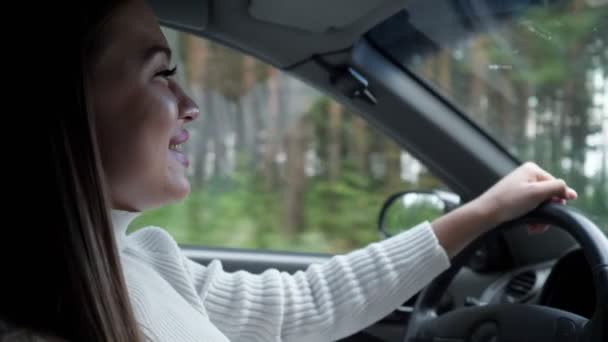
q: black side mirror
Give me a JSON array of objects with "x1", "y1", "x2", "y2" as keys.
[{"x1": 378, "y1": 190, "x2": 460, "y2": 238}]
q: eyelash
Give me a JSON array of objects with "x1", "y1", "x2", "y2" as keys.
[{"x1": 157, "y1": 66, "x2": 177, "y2": 78}]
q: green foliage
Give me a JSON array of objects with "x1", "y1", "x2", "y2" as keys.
[
  {"x1": 383, "y1": 199, "x2": 444, "y2": 237},
  {"x1": 485, "y1": 6, "x2": 607, "y2": 86},
  {"x1": 130, "y1": 169, "x2": 393, "y2": 254}
]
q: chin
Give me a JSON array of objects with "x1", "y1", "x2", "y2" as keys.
[
  {"x1": 170, "y1": 178, "x2": 191, "y2": 202},
  {"x1": 152, "y1": 186, "x2": 190, "y2": 209}
]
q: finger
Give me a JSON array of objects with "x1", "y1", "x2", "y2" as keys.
[
  {"x1": 531, "y1": 178, "x2": 569, "y2": 200},
  {"x1": 524, "y1": 163, "x2": 578, "y2": 200},
  {"x1": 553, "y1": 187, "x2": 578, "y2": 200},
  {"x1": 546, "y1": 180, "x2": 577, "y2": 200},
  {"x1": 565, "y1": 187, "x2": 578, "y2": 200},
  {"x1": 524, "y1": 162, "x2": 556, "y2": 182},
  {"x1": 551, "y1": 196, "x2": 566, "y2": 205}
]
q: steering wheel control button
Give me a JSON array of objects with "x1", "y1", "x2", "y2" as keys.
[
  {"x1": 471, "y1": 322, "x2": 499, "y2": 342},
  {"x1": 555, "y1": 317, "x2": 576, "y2": 341}
]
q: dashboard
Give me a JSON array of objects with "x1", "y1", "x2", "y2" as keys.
[
  {"x1": 467, "y1": 247, "x2": 595, "y2": 319},
  {"x1": 426, "y1": 221, "x2": 597, "y2": 322},
  {"x1": 386, "y1": 223, "x2": 598, "y2": 331}
]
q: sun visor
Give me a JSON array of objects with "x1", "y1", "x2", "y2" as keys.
[
  {"x1": 249, "y1": 0, "x2": 393, "y2": 33},
  {"x1": 147, "y1": 0, "x2": 209, "y2": 31}
]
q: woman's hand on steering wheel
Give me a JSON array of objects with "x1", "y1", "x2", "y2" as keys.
[
  {"x1": 431, "y1": 162, "x2": 577, "y2": 258},
  {"x1": 473, "y1": 161, "x2": 577, "y2": 228}
]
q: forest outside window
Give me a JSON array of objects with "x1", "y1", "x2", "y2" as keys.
[
  {"x1": 128, "y1": 29, "x2": 450, "y2": 254},
  {"x1": 368, "y1": 1, "x2": 608, "y2": 232}
]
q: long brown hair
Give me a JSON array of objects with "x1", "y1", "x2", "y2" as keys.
[{"x1": 1, "y1": 1, "x2": 142, "y2": 341}]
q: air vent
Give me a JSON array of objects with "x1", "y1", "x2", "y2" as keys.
[{"x1": 503, "y1": 271, "x2": 537, "y2": 303}]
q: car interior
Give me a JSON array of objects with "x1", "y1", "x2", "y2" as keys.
[{"x1": 145, "y1": 1, "x2": 607, "y2": 341}]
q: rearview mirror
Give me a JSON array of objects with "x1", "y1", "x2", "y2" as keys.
[{"x1": 378, "y1": 190, "x2": 460, "y2": 238}]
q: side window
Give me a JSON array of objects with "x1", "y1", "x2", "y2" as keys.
[{"x1": 128, "y1": 29, "x2": 451, "y2": 254}]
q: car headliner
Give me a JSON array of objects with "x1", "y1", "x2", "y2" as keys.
[{"x1": 148, "y1": 0, "x2": 411, "y2": 68}]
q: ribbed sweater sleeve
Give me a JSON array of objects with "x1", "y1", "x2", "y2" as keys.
[{"x1": 184, "y1": 221, "x2": 450, "y2": 341}]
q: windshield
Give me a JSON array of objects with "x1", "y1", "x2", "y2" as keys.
[{"x1": 368, "y1": 0, "x2": 607, "y2": 230}]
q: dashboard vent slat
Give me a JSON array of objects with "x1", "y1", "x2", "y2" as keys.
[{"x1": 503, "y1": 271, "x2": 537, "y2": 303}]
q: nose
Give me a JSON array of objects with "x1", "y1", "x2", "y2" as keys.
[
  {"x1": 174, "y1": 83, "x2": 200, "y2": 123},
  {"x1": 181, "y1": 98, "x2": 200, "y2": 123}
]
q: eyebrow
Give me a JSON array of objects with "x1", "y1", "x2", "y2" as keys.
[{"x1": 143, "y1": 44, "x2": 172, "y2": 63}]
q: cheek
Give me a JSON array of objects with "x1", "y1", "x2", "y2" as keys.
[
  {"x1": 97, "y1": 85, "x2": 182, "y2": 209},
  {"x1": 125, "y1": 93, "x2": 180, "y2": 194}
]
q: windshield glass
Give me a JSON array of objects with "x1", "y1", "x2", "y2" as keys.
[{"x1": 368, "y1": 0, "x2": 607, "y2": 230}]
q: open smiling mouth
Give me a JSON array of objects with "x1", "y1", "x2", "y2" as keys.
[{"x1": 169, "y1": 130, "x2": 189, "y2": 167}]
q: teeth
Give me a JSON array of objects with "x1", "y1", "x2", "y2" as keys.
[{"x1": 170, "y1": 144, "x2": 183, "y2": 151}]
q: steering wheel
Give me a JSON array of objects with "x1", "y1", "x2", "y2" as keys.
[{"x1": 404, "y1": 202, "x2": 608, "y2": 342}]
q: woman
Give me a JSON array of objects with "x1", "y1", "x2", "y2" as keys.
[{"x1": 1, "y1": 0, "x2": 577, "y2": 341}]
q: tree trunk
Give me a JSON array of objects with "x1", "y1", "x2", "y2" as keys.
[
  {"x1": 352, "y1": 116, "x2": 369, "y2": 175},
  {"x1": 384, "y1": 143, "x2": 401, "y2": 193},
  {"x1": 184, "y1": 35, "x2": 208, "y2": 86},
  {"x1": 511, "y1": 82, "x2": 530, "y2": 161},
  {"x1": 262, "y1": 67, "x2": 280, "y2": 189},
  {"x1": 191, "y1": 89, "x2": 211, "y2": 187},
  {"x1": 235, "y1": 56, "x2": 257, "y2": 158},
  {"x1": 470, "y1": 38, "x2": 487, "y2": 122},
  {"x1": 327, "y1": 100, "x2": 343, "y2": 182},
  {"x1": 211, "y1": 94, "x2": 227, "y2": 178},
  {"x1": 438, "y1": 51, "x2": 452, "y2": 94},
  {"x1": 549, "y1": 89, "x2": 566, "y2": 175},
  {"x1": 184, "y1": 35, "x2": 209, "y2": 187},
  {"x1": 497, "y1": 90, "x2": 512, "y2": 147},
  {"x1": 568, "y1": 84, "x2": 589, "y2": 193},
  {"x1": 283, "y1": 117, "x2": 309, "y2": 238}
]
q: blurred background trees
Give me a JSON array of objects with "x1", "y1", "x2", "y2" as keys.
[{"x1": 130, "y1": 2, "x2": 607, "y2": 253}]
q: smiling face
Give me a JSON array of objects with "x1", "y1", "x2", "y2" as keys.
[{"x1": 90, "y1": 0, "x2": 200, "y2": 212}]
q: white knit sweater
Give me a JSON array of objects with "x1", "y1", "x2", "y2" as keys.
[{"x1": 112, "y1": 209, "x2": 450, "y2": 342}]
